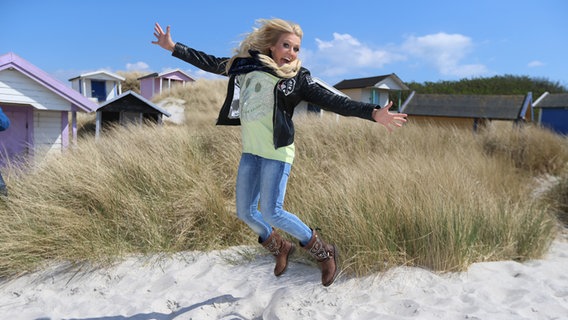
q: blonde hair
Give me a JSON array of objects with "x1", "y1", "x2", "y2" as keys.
[{"x1": 226, "y1": 18, "x2": 303, "y2": 78}]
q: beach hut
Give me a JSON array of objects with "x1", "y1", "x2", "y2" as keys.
[
  {"x1": 95, "y1": 90, "x2": 171, "y2": 138},
  {"x1": 400, "y1": 93, "x2": 533, "y2": 131},
  {"x1": 334, "y1": 73, "x2": 409, "y2": 108},
  {"x1": 69, "y1": 70, "x2": 125, "y2": 103},
  {"x1": 295, "y1": 77, "x2": 349, "y2": 117},
  {"x1": 138, "y1": 69, "x2": 194, "y2": 100},
  {"x1": 533, "y1": 92, "x2": 568, "y2": 135},
  {"x1": 0, "y1": 52, "x2": 98, "y2": 165}
]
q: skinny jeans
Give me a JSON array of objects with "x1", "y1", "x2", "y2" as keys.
[{"x1": 235, "y1": 153, "x2": 312, "y2": 245}]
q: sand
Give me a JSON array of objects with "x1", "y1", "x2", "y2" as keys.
[{"x1": 1, "y1": 235, "x2": 567, "y2": 320}]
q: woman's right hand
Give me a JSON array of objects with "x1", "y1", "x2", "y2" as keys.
[{"x1": 152, "y1": 23, "x2": 175, "y2": 52}]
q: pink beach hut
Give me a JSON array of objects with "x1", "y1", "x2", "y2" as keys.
[
  {"x1": 0, "y1": 52, "x2": 98, "y2": 165},
  {"x1": 138, "y1": 69, "x2": 194, "y2": 100}
]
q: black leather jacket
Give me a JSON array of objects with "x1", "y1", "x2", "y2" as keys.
[{"x1": 172, "y1": 42, "x2": 378, "y2": 148}]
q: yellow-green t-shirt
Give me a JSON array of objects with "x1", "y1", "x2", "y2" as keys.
[{"x1": 238, "y1": 71, "x2": 295, "y2": 164}]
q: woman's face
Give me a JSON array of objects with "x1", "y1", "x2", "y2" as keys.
[{"x1": 270, "y1": 32, "x2": 301, "y2": 67}]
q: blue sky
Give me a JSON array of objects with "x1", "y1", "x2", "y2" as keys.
[{"x1": 2, "y1": 0, "x2": 567, "y2": 88}]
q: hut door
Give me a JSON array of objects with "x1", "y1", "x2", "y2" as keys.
[{"x1": 91, "y1": 80, "x2": 107, "y2": 102}]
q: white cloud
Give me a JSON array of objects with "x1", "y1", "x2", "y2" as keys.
[
  {"x1": 311, "y1": 33, "x2": 406, "y2": 78},
  {"x1": 528, "y1": 60, "x2": 545, "y2": 68},
  {"x1": 126, "y1": 61, "x2": 150, "y2": 71},
  {"x1": 307, "y1": 31, "x2": 488, "y2": 82},
  {"x1": 402, "y1": 32, "x2": 488, "y2": 78}
]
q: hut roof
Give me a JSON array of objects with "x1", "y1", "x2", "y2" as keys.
[
  {"x1": 334, "y1": 73, "x2": 409, "y2": 91},
  {"x1": 0, "y1": 52, "x2": 98, "y2": 112},
  {"x1": 533, "y1": 93, "x2": 568, "y2": 108},
  {"x1": 137, "y1": 69, "x2": 194, "y2": 81},
  {"x1": 97, "y1": 90, "x2": 171, "y2": 116},
  {"x1": 68, "y1": 70, "x2": 125, "y2": 81},
  {"x1": 401, "y1": 93, "x2": 530, "y2": 120}
]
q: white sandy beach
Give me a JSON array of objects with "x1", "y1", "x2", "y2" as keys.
[{"x1": 0, "y1": 233, "x2": 567, "y2": 320}]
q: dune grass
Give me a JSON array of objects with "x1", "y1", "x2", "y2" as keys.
[
  {"x1": 0, "y1": 79, "x2": 566, "y2": 278},
  {"x1": 288, "y1": 118, "x2": 564, "y2": 274}
]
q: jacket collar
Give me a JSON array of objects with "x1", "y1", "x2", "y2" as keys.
[{"x1": 227, "y1": 50, "x2": 276, "y2": 76}]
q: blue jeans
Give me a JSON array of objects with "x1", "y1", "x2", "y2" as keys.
[{"x1": 236, "y1": 153, "x2": 312, "y2": 245}]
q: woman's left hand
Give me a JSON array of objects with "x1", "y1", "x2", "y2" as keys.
[{"x1": 372, "y1": 101, "x2": 408, "y2": 132}]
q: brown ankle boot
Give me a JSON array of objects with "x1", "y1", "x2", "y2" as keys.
[
  {"x1": 302, "y1": 230, "x2": 339, "y2": 287},
  {"x1": 260, "y1": 229, "x2": 296, "y2": 276}
]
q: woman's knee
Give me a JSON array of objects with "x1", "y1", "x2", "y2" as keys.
[
  {"x1": 262, "y1": 207, "x2": 285, "y2": 226},
  {"x1": 236, "y1": 208, "x2": 250, "y2": 222}
]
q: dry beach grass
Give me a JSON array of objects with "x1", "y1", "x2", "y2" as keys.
[{"x1": 0, "y1": 79, "x2": 567, "y2": 279}]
